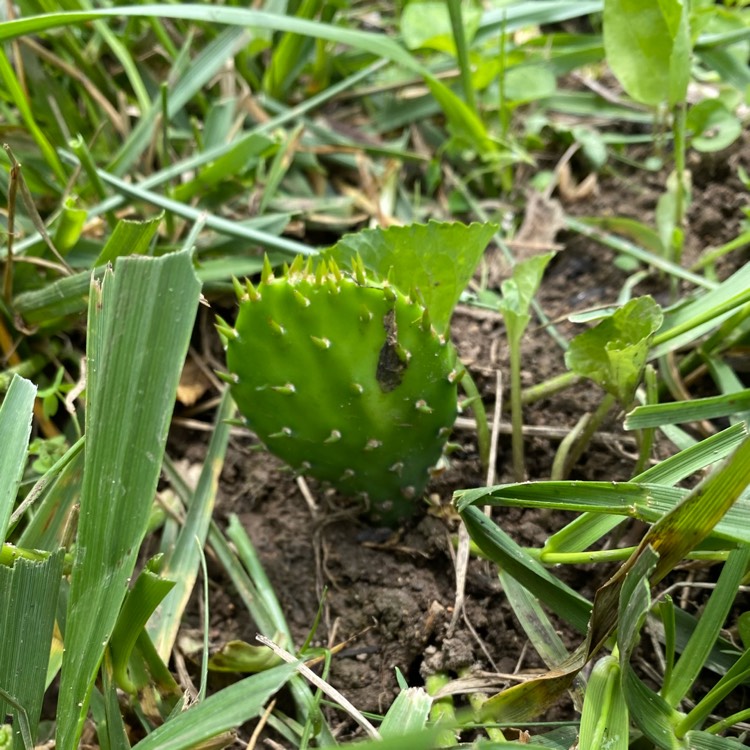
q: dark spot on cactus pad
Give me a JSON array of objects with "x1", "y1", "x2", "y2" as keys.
[{"x1": 376, "y1": 309, "x2": 408, "y2": 392}]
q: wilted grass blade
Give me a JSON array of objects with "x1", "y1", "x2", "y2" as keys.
[{"x1": 56, "y1": 250, "x2": 200, "y2": 749}]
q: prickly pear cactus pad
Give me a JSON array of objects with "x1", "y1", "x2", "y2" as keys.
[{"x1": 219, "y1": 255, "x2": 460, "y2": 524}]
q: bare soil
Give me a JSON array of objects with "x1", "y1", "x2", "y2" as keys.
[{"x1": 170, "y1": 134, "x2": 750, "y2": 745}]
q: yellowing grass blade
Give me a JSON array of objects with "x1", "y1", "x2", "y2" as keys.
[{"x1": 56, "y1": 249, "x2": 200, "y2": 749}]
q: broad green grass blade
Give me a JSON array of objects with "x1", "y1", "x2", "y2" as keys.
[
  {"x1": 130, "y1": 663, "x2": 296, "y2": 750},
  {"x1": 685, "y1": 731, "x2": 748, "y2": 749},
  {"x1": 379, "y1": 687, "x2": 432, "y2": 738},
  {"x1": 13, "y1": 267, "x2": 107, "y2": 325},
  {"x1": 148, "y1": 388, "x2": 234, "y2": 660},
  {"x1": 636, "y1": 422, "x2": 748, "y2": 484},
  {"x1": 623, "y1": 664, "x2": 683, "y2": 749},
  {"x1": 95, "y1": 215, "x2": 163, "y2": 267},
  {"x1": 460, "y1": 506, "x2": 592, "y2": 633},
  {"x1": 458, "y1": 479, "x2": 750, "y2": 545},
  {"x1": 456, "y1": 480, "x2": 683, "y2": 516},
  {"x1": 678, "y1": 647, "x2": 750, "y2": 736},
  {"x1": 646, "y1": 436, "x2": 750, "y2": 582},
  {"x1": 625, "y1": 390, "x2": 750, "y2": 429},
  {"x1": 56, "y1": 249, "x2": 200, "y2": 749},
  {"x1": 0, "y1": 375, "x2": 36, "y2": 542},
  {"x1": 543, "y1": 422, "x2": 748, "y2": 555},
  {"x1": 650, "y1": 263, "x2": 750, "y2": 357},
  {"x1": 474, "y1": 438, "x2": 750, "y2": 724},
  {"x1": 0, "y1": 550, "x2": 64, "y2": 750}
]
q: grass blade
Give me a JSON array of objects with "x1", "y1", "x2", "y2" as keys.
[
  {"x1": 56, "y1": 249, "x2": 200, "y2": 749},
  {"x1": 0, "y1": 375, "x2": 36, "y2": 541},
  {"x1": 663, "y1": 546, "x2": 750, "y2": 707},
  {"x1": 130, "y1": 663, "x2": 296, "y2": 750},
  {"x1": 460, "y1": 505, "x2": 592, "y2": 633},
  {"x1": 0, "y1": 550, "x2": 64, "y2": 750},
  {"x1": 625, "y1": 390, "x2": 750, "y2": 429},
  {"x1": 148, "y1": 388, "x2": 235, "y2": 660}
]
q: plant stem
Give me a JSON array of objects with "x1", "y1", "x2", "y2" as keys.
[
  {"x1": 551, "y1": 392, "x2": 617, "y2": 479},
  {"x1": 461, "y1": 368, "x2": 490, "y2": 471},
  {"x1": 446, "y1": 0, "x2": 477, "y2": 116},
  {"x1": 509, "y1": 334, "x2": 525, "y2": 481},
  {"x1": 522, "y1": 371, "x2": 581, "y2": 405},
  {"x1": 671, "y1": 101, "x2": 688, "y2": 269}
]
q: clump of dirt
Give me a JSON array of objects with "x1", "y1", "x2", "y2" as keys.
[{"x1": 171, "y1": 136, "x2": 750, "y2": 744}]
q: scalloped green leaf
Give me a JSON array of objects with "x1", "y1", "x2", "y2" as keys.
[{"x1": 566, "y1": 296, "x2": 663, "y2": 406}]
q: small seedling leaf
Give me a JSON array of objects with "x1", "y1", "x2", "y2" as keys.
[
  {"x1": 687, "y1": 99, "x2": 743, "y2": 153},
  {"x1": 566, "y1": 296, "x2": 663, "y2": 405},
  {"x1": 498, "y1": 252, "x2": 554, "y2": 345}
]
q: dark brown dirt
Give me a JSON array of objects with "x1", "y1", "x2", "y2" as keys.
[{"x1": 169, "y1": 135, "x2": 750, "y2": 745}]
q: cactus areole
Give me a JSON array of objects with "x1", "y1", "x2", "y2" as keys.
[{"x1": 221, "y1": 255, "x2": 459, "y2": 524}]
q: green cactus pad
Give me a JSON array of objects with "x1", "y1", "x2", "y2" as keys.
[{"x1": 222, "y1": 256, "x2": 459, "y2": 524}]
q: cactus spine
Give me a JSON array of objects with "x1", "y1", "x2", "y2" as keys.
[{"x1": 220, "y1": 254, "x2": 459, "y2": 524}]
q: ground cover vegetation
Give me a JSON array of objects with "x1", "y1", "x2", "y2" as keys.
[{"x1": 1, "y1": 1, "x2": 750, "y2": 748}]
